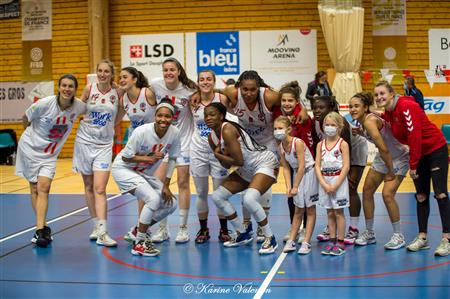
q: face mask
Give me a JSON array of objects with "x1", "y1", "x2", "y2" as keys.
[
  {"x1": 324, "y1": 125, "x2": 338, "y2": 137},
  {"x1": 274, "y1": 129, "x2": 286, "y2": 141}
]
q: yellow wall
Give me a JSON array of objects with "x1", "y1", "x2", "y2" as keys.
[{"x1": 1, "y1": 0, "x2": 449, "y2": 157}]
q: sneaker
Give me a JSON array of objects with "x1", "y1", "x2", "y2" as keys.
[
  {"x1": 283, "y1": 240, "x2": 296, "y2": 253},
  {"x1": 175, "y1": 225, "x2": 190, "y2": 243},
  {"x1": 43, "y1": 225, "x2": 53, "y2": 243},
  {"x1": 218, "y1": 228, "x2": 232, "y2": 243},
  {"x1": 123, "y1": 226, "x2": 137, "y2": 243},
  {"x1": 259, "y1": 236, "x2": 278, "y2": 254},
  {"x1": 406, "y1": 236, "x2": 430, "y2": 252},
  {"x1": 298, "y1": 242, "x2": 312, "y2": 255},
  {"x1": 297, "y1": 228, "x2": 305, "y2": 244},
  {"x1": 344, "y1": 226, "x2": 359, "y2": 245},
  {"x1": 243, "y1": 221, "x2": 253, "y2": 236},
  {"x1": 330, "y1": 244, "x2": 346, "y2": 256},
  {"x1": 321, "y1": 243, "x2": 333, "y2": 255},
  {"x1": 224, "y1": 231, "x2": 253, "y2": 247},
  {"x1": 384, "y1": 233, "x2": 406, "y2": 250},
  {"x1": 151, "y1": 226, "x2": 170, "y2": 243},
  {"x1": 195, "y1": 228, "x2": 210, "y2": 244},
  {"x1": 256, "y1": 226, "x2": 265, "y2": 243},
  {"x1": 89, "y1": 225, "x2": 100, "y2": 241},
  {"x1": 131, "y1": 238, "x2": 160, "y2": 257},
  {"x1": 316, "y1": 226, "x2": 330, "y2": 242},
  {"x1": 31, "y1": 229, "x2": 49, "y2": 248},
  {"x1": 434, "y1": 238, "x2": 450, "y2": 257},
  {"x1": 355, "y1": 230, "x2": 376, "y2": 246},
  {"x1": 283, "y1": 229, "x2": 292, "y2": 242},
  {"x1": 96, "y1": 232, "x2": 118, "y2": 247}
]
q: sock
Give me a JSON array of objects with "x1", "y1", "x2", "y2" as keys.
[
  {"x1": 136, "y1": 231, "x2": 146, "y2": 242},
  {"x1": 92, "y1": 217, "x2": 99, "y2": 227},
  {"x1": 366, "y1": 218, "x2": 374, "y2": 232},
  {"x1": 160, "y1": 217, "x2": 168, "y2": 229},
  {"x1": 391, "y1": 221, "x2": 401, "y2": 234},
  {"x1": 260, "y1": 223, "x2": 273, "y2": 237},
  {"x1": 350, "y1": 217, "x2": 359, "y2": 229},
  {"x1": 219, "y1": 218, "x2": 228, "y2": 230},
  {"x1": 199, "y1": 219, "x2": 208, "y2": 230},
  {"x1": 179, "y1": 209, "x2": 188, "y2": 227},
  {"x1": 230, "y1": 217, "x2": 244, "y2": 233},
  {"x1": 97, "y1": 219, "x2": 106, "y2": 234}
]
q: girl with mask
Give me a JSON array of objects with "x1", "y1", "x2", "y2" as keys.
[
  {"x1": 315, "y1": 112, "x2": 350, "y2": 256},
  {"x1": 274, "y1": 116, "x2": 317, "y2": 255}
]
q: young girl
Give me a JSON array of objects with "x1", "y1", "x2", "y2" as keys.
[
  {"x1": 315, "y1": 112, "x2": 350, "y2": 256},
  {"x1": 275, "y1": 116, "x2": 317, "y2": 255}
]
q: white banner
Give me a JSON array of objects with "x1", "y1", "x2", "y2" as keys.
[
  {"x1": 429, "y1": 29, "x2": 450, "y2": 71},
  {"x1": 250, "y1": 29, "x2": 317, "y2": 90},
  {"x1": 121, "y1": 33, "x2": 184, "y2": 80},
  {"x1": 423, "y1": 96, "x2": 450, "y2": 114},
  {"x1": 21, "y1": 0, "x2": 52, "y2": 41},
  {"x1": 0, "y1": 81, "x2": 53, "y2": 122},
  {"x1": 372, "y1": 0, "x2": 406, "y2": 36},
  {"x1": 185, "y1": 31, "x2": 251, "y2": 89}
]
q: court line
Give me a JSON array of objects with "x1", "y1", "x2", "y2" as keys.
[
  {"x1": 0, "y1": 193, "x2": 122, "y2": 243},
  {"x1": 253, "y1": 252, "x2": 287, "y2": 299}
]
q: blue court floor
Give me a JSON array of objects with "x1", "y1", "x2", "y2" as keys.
[{"x1": 1, "y1": 193, "x2": 449, "y2": 299}]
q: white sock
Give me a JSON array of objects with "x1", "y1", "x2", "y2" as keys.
[
  {"x1": 159, "y1": 217, "x2": 168, "y2": 229},
  {"x1": 92, "y1": 217, "x2": 99, "y2": 227},
  {"x1": 179, "y1": 209, "x2": 189, "y2": 227},
  {"x1": 350, "y1": 217, "x2": 359, "y2": 228},
  {"x1": 97, "y1": 219, "x2": 106, "y2": 234},
  {"x1": 136, "y1": 231, "x2": 146, "y2": 242},
  {"x1": 230, "y1": 217, "x2": 244, "y2": 233},
  {"x1": 260, "y1": 223, "x2": 273, "y2": 238}
]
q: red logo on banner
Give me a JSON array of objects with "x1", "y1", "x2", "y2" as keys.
[
  {"x1": 130, "y1": 45, "x2": 143, "y2": 58},
  {"x1": 299, "y1": 29, "x2": 311, "y2": 35}
]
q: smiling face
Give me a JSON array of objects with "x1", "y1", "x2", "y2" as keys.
[
  {"x1": 154, "y1": 107, "x2": 173, "y2": 132},
  {"x1": 281, "y1": 93, "x2": 297, "y2": 115},
  {"x1": 349, "y1": 97, "x2": 367, "y2": 122},
  {"x1": 198, "y1": 71, "x2": 215, "y2": 94},
  {"x1": 97, "y1": 62, "x2": 113, "y2": 85},
  {"x1": 239, "y1": 79, "x2": 259, "y2": 104},
  {"x1": 119, "y1": 70, "x2": 136, "y2": 91},
  {"x1": 204, "y1": 105, "x2": 224, "y2": 130},
  {"x1": 162, "y1": 61, "x2": 180, "y2": 86},
  {"x1": 312, "y1": 99, "x2": 330, "y2": 121},
  {"x1": 374, "y1": 85, "x2": 394, "y2": 108},
  {"x1": 58, "y1": 78, "x2": 77, "y2": 101}
]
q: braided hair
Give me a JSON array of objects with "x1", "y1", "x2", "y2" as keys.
[{"x1": 207, "y1": 102, "x2": 267, "y2": 152}]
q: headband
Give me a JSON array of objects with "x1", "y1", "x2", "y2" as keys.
[{"x1": 156, "y1": 102, "x2": 175, "y2": 114}]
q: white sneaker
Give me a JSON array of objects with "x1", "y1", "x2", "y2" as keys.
[
  {"x1": 407, "y1": 236, "x2": 430, "y2": 252},
  {"x1": 283, "y1": 240, "x2": 296, "y2": 253},
  {"x1": 355, "y1": 230, "x2": 376, "y2": 246},
  {"x1": 151, "y1": 225, "x2": 170, "y2": 243},
  {"x1": 384, "y1": 233, "x2": 406, "y2": 250},
  {"x1": 175, "y1": 225, "x2": 190, "y2": 243},
  {"x1": 297, "y1": 228, "x2": 305, "y2": 244},
  {"x1": 96, "y1": 232, "x2": 117, "y2": 247},
  {"x1": 434, "y1": 238, "x2": 450, "y2": 257},
  {"x1": 316, "y1": 225, "x2": 330, "y2": 242},
  {"x1": 298, "y1": 242, "x2": 312, "y2": 255},
  {"x1": 89, "y1": 225, "x2": 99, "y2": 241}
]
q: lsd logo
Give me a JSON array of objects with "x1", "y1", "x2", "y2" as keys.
[
  {"x1": 196, "y1": 31, "x2": 240, "y2": 75},
  {"x1": 130, "y1": 45, "x2": 143, "y2": 58}
]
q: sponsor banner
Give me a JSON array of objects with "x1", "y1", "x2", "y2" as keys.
[
  {"x1": 21, "y1": 0, "x2": 51, "y2": 41},
  {"x1": 429, "y1": 29, "x2": 450, "y2": 71},
  {"x1": 121, "y1": 33, "x2": 184, "y2": 80},
  {"x1": 22, "y1": 40, "x2": 52, "y2": 81},
  {"x1": 423, "y1": 96, "x2": 449, "y2": 114},
  {"x1": 185, "y1": 31, "x2": 250, "y2": 88},
  {"x1": 372, "y1": 0, "x2": 406, "y2": 36},
  {"x1": 0, "y1": 81, "x2": 53, "y2": 122},
  {"x1": 0, "y1": 0, "x2": 20, "y2": 19}
]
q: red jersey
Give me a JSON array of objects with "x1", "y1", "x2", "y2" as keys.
[
  {"x1": 273, "y1": 104, "x2": 314, "y2": 155},
  {"x1": 382, "y1": 96, "x2": 446, "y2": 170}
]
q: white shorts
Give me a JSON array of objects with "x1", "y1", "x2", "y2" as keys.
[
  {"x1": 371, "y1": 151, "x2": 409, "y2": 176},
  {"x1": 350, "y1": 137, "x2": 368, "y2": 167},
  {"x1": 318, "y1": 175, "x2": 350, "y2": 209},
  {"x1": 236, "y1": 151, "x2": 279, "y2": 183},
  {"x1": 112, "y1": 165, "x2": 163, "y2": 194},
  {"x1": 73, "y1": 142, "x2": 113, "y2": 175},
  {"x1": 162, "y1": 149, "x2": 190, "y2": 166},
  {"x1": 190, "y1": 149, "x2": 228, "y2": 179},
  {"x1": 15, "y1": 146, "x2": 56, "y2": 183},
  {"x1": 294, "y1": 168, "x2": 319, "y2": 208}
]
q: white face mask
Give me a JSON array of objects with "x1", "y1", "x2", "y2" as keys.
[
  {"x1": 324, "y1": 125, "x2": 338, "y2": 137},
  {"x1": 274, "y1": 129, "x2": 286, "y2": 141}
]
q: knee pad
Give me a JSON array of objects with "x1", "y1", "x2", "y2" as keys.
[
  {"x1": 135, "y1": 183, "x2": 161, "y2": 210},
  {"x1": 259, "y1": 188, "x2": 272, "y2": 208},
  {"x1": 211, "y1": 186, "x2": 235, "y2": 216},
  {"x1": 196, "y1": 197, "x2": 209, "y2": 214},
  {"x1": 139, "y1": 204, "x2": 155, "y2": 225},
  {"x1": 242, "y1": 188, "x2": 266, "y2": 222}
]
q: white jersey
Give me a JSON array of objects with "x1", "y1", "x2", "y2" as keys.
[
  {"x1": 191, "y1": 93, "x2": 221, "y2": 151},
  {"x1": 113, "y1": 123, "x2": 181, "y2": 177},
  {"x1": 18, "y1": 96, "x2": 85, "y2": 162},
  {"x1": 347, "y1": 119, "x2": 368, "y2": 166},
  {"x1": 320, "y1": 138, "x2": 344, "y2": 176},
  {"x1": 123, "y1": 87, "x2": 156, "y2": 136},
  {"x1": 75, "y1": 84, "x2": 119, "y2": 145},
  {"x1": 279, "y1": 137, "x2": 315, "y2": 171},
  {"x1": 151, "y1": 78, "x2": 195, "y2": 154},
  {"x1": 363, "y1": 113, "x2": 409, "y2": 159},
  {"x1": 233, "y1": 87, "x2": 277, "y2": 152}
]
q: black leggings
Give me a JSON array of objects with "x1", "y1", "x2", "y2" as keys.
[
  {"x1": 413, "y1": 145, "x2": 450, "y2": 234},
  {"x1": 288, "y1": 165, "x2": 307, "y2": 225}
]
